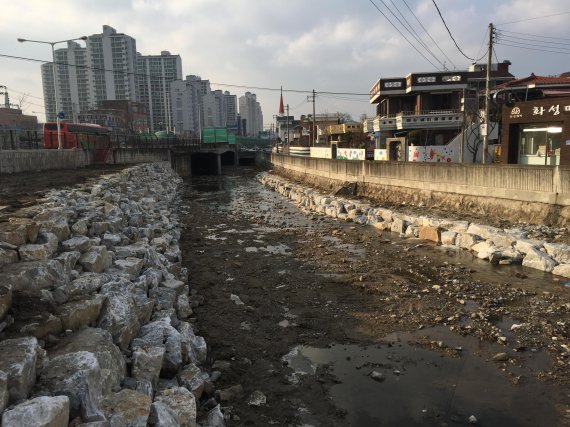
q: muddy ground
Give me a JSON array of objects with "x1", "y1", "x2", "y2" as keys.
[
  {"x1": 180, "y1": 168, "x2": 570, "y2": 426},
  {"x1": 1, "y1": 165, "x2": 569, "y2": 426}
]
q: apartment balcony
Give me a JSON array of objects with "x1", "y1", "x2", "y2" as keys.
[{"x1": 374, "y1": 109, "x2": 463, "y2": 132}]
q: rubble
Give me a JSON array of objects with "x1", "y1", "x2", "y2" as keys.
[{"x1": 0, "y1": 163, "x2": 207, "y2": 426}]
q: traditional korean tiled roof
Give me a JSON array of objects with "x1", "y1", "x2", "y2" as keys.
[{"x1": 496, "y1": 73, "x2": 570, "y2": 88}]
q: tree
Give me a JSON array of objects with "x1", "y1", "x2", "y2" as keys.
[
  {"x1": 464, "y1": 99, "x2": 499, "y2": 163},
  {"x1": 335, "y1": 112, "x2": 353, "y2": 123}
]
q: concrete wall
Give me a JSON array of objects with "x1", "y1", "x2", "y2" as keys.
[
  {"x1": 258, "y1": 153, "x2": 570, "y2": 225},
  {"x1": 0, "y1": 148, "x2": 171, "y2": 174},
  {"x1": 0, "y1": 149, "x2": 91, "y2": 174}
]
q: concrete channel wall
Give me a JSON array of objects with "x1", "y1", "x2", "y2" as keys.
[
  {"x1": 259, "y1": 153, "x2": 570, "y2": 225},
  {"x1": 0, "y1": 149, "x2": 91, "y2": 174},
  {"x1": 0, "y1": 148, "x2": 171, "y2": 174}
]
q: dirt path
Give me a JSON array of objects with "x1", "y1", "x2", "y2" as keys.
[{"x1": 180, "y1": 170, "x2": 570, "y2": 426}]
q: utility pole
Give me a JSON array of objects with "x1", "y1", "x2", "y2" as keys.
[
  {"x1": 482, "y1": 22, "x2": 493, "y2": 164},
  {"x1": 306, "y1": 90, "x2": 316, "y2": 146},
  {"x1": 286, "y1": 104, "x2": 289, "y2": 148},
  {"x1": 460, "y1": 88, "x2": 465, "y2": 164}
]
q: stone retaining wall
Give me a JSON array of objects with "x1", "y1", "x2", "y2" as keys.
[
  {"x1": 0, "y1": 162, "x2": 222, "y2": 426},
  {"x1": 258, "y1": 172, "x2": 570, "y2": 278}
]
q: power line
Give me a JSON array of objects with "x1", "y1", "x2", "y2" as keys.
[
  {"x1": 431, "y1": 0, "x2": 487, "y2": 62},
  {"x1": 402, "y1": 0, "x2": 457, "y2": 69},
  {"x1": 496, "y1": 35, "x2": 570, "y2": 52},
  {"x1": 496, "y1": 32, "x2": 570, "y2": 48},
  {"x1": 495, "y1": 42, "x2": 570, "y2": 55},
  {"x1": 368, "y1": 0, "x2": 441, "y2": 70},
  {"x1": 496, "y1": 29, "x2": 570, "y2": 42},
  {"x1": 0, "y1": 52, "x2": 371, "y2": 97},
  {"x1": 496, "y1": 11, "x2": 570, "y2": 26},
  {"x1": 385, "y1": 0, "x2": 447, "y2": 69}
]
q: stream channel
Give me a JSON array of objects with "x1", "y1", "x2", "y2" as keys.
[{"x1": 182, "y1": 167, "x2": 570, "y2": 426}]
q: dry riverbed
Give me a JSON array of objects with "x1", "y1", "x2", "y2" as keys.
[{"x1": 180, "y1": 169, "x2": 570, "y2": 426}]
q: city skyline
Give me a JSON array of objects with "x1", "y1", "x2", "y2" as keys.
[{"x1": 1, "y1": 0, "x2": 570, "y2": 126}]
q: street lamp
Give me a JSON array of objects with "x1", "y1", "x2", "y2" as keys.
[{"x1": 18, "y1": 35, "x2": 88, "y2": 149}]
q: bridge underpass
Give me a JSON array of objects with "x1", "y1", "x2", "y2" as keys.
[{"x1": 171, "y1": 144, "x2": 259, "y2": 176}]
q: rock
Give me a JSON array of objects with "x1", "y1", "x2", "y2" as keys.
[
  {"x1": 150, "y1": 287, "x2": 177, "y2": 311},
  {"x1": 101, "y1": 233, "x2": 122, "y2": 249},
  {"x1": 522, "y1": 248, "x2": 557, "y2": 272},
  {"x1": 18, "y1": 243, "x2": 53, "y2": 262},
  {"x1": 466, "y1": 224, "x2": 502, "y2": 242},
  {"x1": 206, "y1": 404, "x2": 225, "y2": 427},
  {"x1": 148, "y1": 401, "x2": 179, "y2": 427},
  {"x1": 177, "y1": 322, "x2": 207, "y2": 364},
  {"x1": 114, "y1": 257, "x2": 144, "y2": 279},
  {"x1": 132, "y1": 346, "x2": 165, "y2": 390},
  {"x1": 1, "y1": 395, "x2": 69, "y2": 427},
  {"x1": 0, "y1": 285, "x2": 13, "y2": 321},
  {"x1": 55, "y1": 251, "x2": 81, "y2": 276},
  {"x1": 90, "y1": 221, "x2": 111, "y2": 236},
  {"x1": 33, "y1": 207, "x2": 67, "y2": 223},
  {"x1": 440, "y1": 231, "x2": 457, "y2": 246},
  {"x1": 514, "y1": 238, "x2": 543, "y2": 254},
  {"x1": 19, "y1": 314, "x2": 63, "y2": 339},
  {"x1": 132, "y1": 321, "x2": 184, "y2": 378},
  {"x1": 38, "y1": 351, "x2": 105, "y2": 422},
  {"x1": 0, "y1": 370, "x2": 7, "y2": 412},
  {"x1": 471, "y1": 240, "x2": 499, "y2": 261},
  {"x1": 456, "y1": 232, "x2": 480, "y2": 250},
  {"x1": 0, "y1": 261, "x2": 55, "y2": 294},
  {"x1": 71, "y1": 218, "x2": 89, "y2": 236},
  {"x1": 543, "y1": 242, "x2": 570, "y2": 264},
  {"x1": 59, "y1": 294, "x2": 107, "y2": 331},
  {"x1": 133, "y1": 288, "x2": 154, "y2": 325},
  {"x1": 40, "y1": 218, "x2": 70, "y2": 242},
  {"x1": 49, "y1": 328, "x2": 126, "y2": 396},
  {"x1": 175, "y1": 294, "x2": 193, "y2": 319},
  {"x1": 61, "y1": 236, "x2": 92, "y2": 253},
  {"x1": 493, "y1": 352, "x2": 509, "y2": 362},
  {"x1": 0, "y1": 222, "x2": 28, "y2": 246},
  {"x1": 115, "y1": 244, "x2": 148, "y2": 259},
  {"x1": 0, "y1": 247, "x2": 19, "y2": 266},
  {"x1": 161, "y1": 278, "x2": 186, "y2": 295},
  {"x1": 370, "y1": 371, "x2": 385, "y2": 382},
  {"x1": 101, "y1": 389, "x2": 151, "y2": 427},
  {"x1": 8, "y1": 218, "x2": 40, "y2": 243},
  {"x1": 552, "y1": 264, "x2": 570, "y2": 278},
  {"x1": 247, "y1": 390, "x2": 266, "y2": 406},
  {"x1": 177, "y1": 363, "x2": 204, "y2": 398},
  {"x1": 153, "y1": 387, "x2": 197, "y2": 427},
  {"x1": 0, "y1": 336, "x2": 39, "y2": 402},
  {"x1": 391, "y1": 217, "x2": 406, "y2": 234},
  {"x1": 98, "y1": 279, "x2": 141, "y2": 350},
  {"x1": 78, "y1": 246, "x2": 112, "y2": 273},
  {"x1": 468, "y1": 414, "x2": 478, "y2": 424},
  {"x1": 54, "y1": 273, "x2": 110, "y2": 304},
  {"x1": 404, "y1": 225, "x2": 419, "y2": 237},
  {"x1": 219, "y1": 384, "x2": 244, "y2": 402},
  {"x1": 419, "y1": 226, "x2": 440, "y2": 243}
]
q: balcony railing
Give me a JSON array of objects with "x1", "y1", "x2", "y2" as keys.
[{"x1": 373, "y1": 109, "x2": 463, "y2": 131}]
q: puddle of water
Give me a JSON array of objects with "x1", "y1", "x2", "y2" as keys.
[{"x1": 287, "y1": 327, "x2": 564, "y2": 427}]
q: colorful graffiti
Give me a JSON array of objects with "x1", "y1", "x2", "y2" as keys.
[
  {"x1": 310, "y1": 147, "x2": 333, "y2": 159},
  {"x1": 337, "y1": 148, "x2": 366, "y2": 161},
  {"x1": 409, "y1": 145, "x2": 456, "y2": 163}
]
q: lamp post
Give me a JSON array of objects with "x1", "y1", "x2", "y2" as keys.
[{"x1": 18, "y1": 35, "x2": 87, "y2": 149}]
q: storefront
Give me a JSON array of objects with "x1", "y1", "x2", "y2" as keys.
[{"x1": 501, "y1": 97, "x2": 570, "y2": 166}]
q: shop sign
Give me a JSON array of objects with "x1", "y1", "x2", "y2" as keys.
[
  {"x1": 532, "y1": 104, "x2": 570, "y2": 116},
  {"x1": 509, "y1": 106, "x2": 522, "y2": 118}
]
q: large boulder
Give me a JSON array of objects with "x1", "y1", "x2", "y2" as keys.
[
  {"x1": 97, "y1": 279, "x2": 141, "y2": 350},
  {"x1": 101, "y1": 389, "x2": 151, "y2": 427},
  {"x1": 1, "y1": 395, "x2": 69, "y2": 427},
  {"x1": 0, "y1": 285, "x2": 12, "y2": 321},
  {"x1": 0, "y1": 247, "x2": 19, "y2": 266},
  {"x1": 38, "y1": 351, "x2": 105, "y2": 422},
  {"x1": 53, "y1": 273, "x2": 111, "y2": 303},
  {"x1": 543, "y1": 242, "x2": 570, "y2": 264},
  {"x1": 0, "y1": 336, "x2": 39, "y2": 402},
  {"x1": 8, "y1": 218, "x2": 40, "y2": 243},
  {"x1": 114, "y1": 257, "x2": 144, "y2": 279},
  {"x1": 0, "y1": 261, "x2": 55, "y2": 294},
  {"x1": 0, "y1": 370, "x2": 8, "y2": 413},
  {"x1": 132, "y1": 346, "x2": 165, "y2": 391},
  {"x1": 153, "y1": 387, "x2": 196, "y2": 427},
  {"x1": 49, "y1": 328, "x2": 126, "y2": 395},
  {"x1": 61, "y1": 236, "x2": 92, "y2": 253},
  {"x1": 522, "y1": 248, "x2": 557, "y2": 272},
  {"x1": 0, "y1": 222, "x2": 28, "y2": 246},
  {"x1": 177, "y1": 363, "x2": 205, "y2": 398},
  {"x1": 78, "y1": 246, "x2": 112, "y2": 273},
  {"x1": 131, "y1": 321, "x2": 183, "y2": 378},
  {"x1": 58, "y1": 294, "x2": 107, "y2": 331},
  {"x1": 552, "y1": 264, "x2": 570, "y2": 278}
]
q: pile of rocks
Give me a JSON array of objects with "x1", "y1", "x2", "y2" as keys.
[
  {"x1": 0, "y1": 163, "x2": 220, "y2": 426},
  {"x1": 258, "y1": 172, "x2": 570, "y2": 278}
]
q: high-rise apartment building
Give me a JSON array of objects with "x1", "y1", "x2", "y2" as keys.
[
  {"x1": 239, "y1": 92, "x2": 263, "y2": 136},
  {"x1": 137, "y1": 51, "x2": 182, "y2": 132},
  {"x1": 170, "y1": 75, "x2": 210, "y2": 136},
  {"x1": 41, "y1": 41, "x2": 90, "y2": 122},
  {"x1": 86, "y1": 25, "x2": 138, "y2": 106},
  {"x1": 224, "y1": 91, "x2": 238, "y2": 131}
]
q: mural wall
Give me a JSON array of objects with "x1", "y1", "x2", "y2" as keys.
[
  {"x1": 408, "y1": 145, "x2": 458, "y2": 163},
  {"x1": 310, "y1": 147, "x2": 333, "y2": 159},
  {"x1": 374, "y1": 149, "x2": 388, "y2": 161},
  {"x1": 337, "y1": 148, "x2": 366, "y2": 161}
]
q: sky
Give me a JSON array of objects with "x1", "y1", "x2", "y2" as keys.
[{"x1": 1, "y1": 0, "x2": 569, "y2": 127}]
